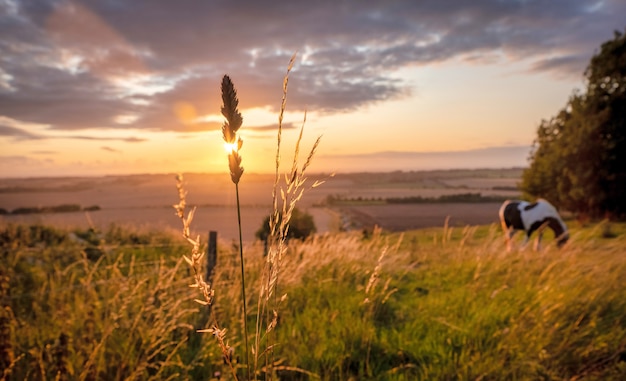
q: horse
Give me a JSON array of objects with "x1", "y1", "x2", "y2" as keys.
[{"x1": 499, "y1": 199, "x2": 569, "y2": 252}]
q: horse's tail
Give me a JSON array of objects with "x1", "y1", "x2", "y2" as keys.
[
  {"x1": 499, "y1": 200, "x2": 513, "y2": 248},
  {"x1": 498, "y1": 200, "x2": 511, "y2": 229}
]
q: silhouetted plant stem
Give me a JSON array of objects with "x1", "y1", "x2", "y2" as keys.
[
  {"x1": 235, "y1": 182, "x2": 250, "y2": 380},
  {"x1": 221, "y1": 75, "x2": 250, "y2": 379}
]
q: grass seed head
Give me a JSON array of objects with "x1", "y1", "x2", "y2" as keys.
[
  {"x1": 220, "y1": 75, "x2": 243, "y2": 141},
  {"x1": 221, "y1": 75, "x2": 244, "y2": 184}
]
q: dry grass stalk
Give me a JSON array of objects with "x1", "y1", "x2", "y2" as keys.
[
  {"x1": 173, "y1": 174, "x2": 239, "y2": 380},
  {"x1": 266, "y1": 53, "x2": 324, "y2": 301},
  {"x1": 363, "y1": 229, "x2": 402, "y2": 306},
  {"x1": 364, "y1": 248, "x2": 387, "y2": 303},
  {"x1": 253, "y1": 52, "x2": 325, "y2": 379},
  {"x1": 0, "y1": 273, "x2": 22, "y2": 381},
  {"x1": 173, "y1": 174, "x2": 214, "y2": 307},
  {"x1": 220, "y1": 75, "x2": 251, "y2": 380}
]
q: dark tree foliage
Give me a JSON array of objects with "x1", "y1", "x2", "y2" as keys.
[
  {"x1": 255, "y1": 207, "x2": 317, "y2": 242},
  {"x1": 522, "y1": 29, "x2": 626, "y2": 219}
]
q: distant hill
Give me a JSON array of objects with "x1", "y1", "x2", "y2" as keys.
[{"x1": 315, "y1": 145, "x2": 531, "y2": 172}]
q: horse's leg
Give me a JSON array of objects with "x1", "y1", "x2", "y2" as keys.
[
  {"x1": 534, "y1": 231, "x2": 543, "y2": 251},
  {"x1": 506, "y1": 229, "x2": 517, "y2": 252},
  {"x1": 500, "y1": 219, "x2": 512, "y2": 252},
  {"x1": 533, "y1": 222, "x2": 549, "y2": 251},
  {"x1": 520, "y1": 233, "x2": 530, "y2": 250}
]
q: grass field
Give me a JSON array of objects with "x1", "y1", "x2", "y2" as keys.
[{"x1": 2, "y1": 219, "x2": 625, "y2": 380}]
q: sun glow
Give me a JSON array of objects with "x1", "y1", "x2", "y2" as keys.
[{"x1": 223, "y1": 141, "x2": 238, "y2": 153}]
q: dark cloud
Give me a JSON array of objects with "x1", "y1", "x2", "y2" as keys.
[
  {"x1": 0, "y1": 123, "x2": 146, "y2": 142},
  {"x1": 529, "y1": 54, "x2": 589, "y2": 78},
  {"x1": 65, "y1": 134, "x2": 147, "y2": 142},
  {"x1": 0, "y1": 124, "x2": 43, "y2": 140},
  {"x1": 1, "y1": 0, "x2": 624, "y2": 132},
  {"x1": 247, "y1": 122, "x2": 298, "y2": 133}
]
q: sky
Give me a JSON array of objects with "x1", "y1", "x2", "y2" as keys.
[{"x1": 0, "y1": 0, "x2": 624, "y2": 178}]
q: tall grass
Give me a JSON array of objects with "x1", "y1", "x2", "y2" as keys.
[
  {"x1": 173, "y1": 175, "x2": 239, "y2": 380},
  {"x1": 259, "y1": 53, "x2": 323, "y2": 379},
  {"x1": 174, "y1": 54, "x2": 324, "y2": 380},
  {"x1": 2, "y1": 220, "x2": 626, "y2": 379},
  {"x1": 1, "y1": 224, "x2": 223, "y2": 380},
  {"x1": 220, "y1": 74, "x2": 250, "y2": 380},
  {"x1": 264, "y1": 223, "x2": 626, "y2": 380}
]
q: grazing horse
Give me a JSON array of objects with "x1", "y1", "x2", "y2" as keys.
[{"x1": 499, "y1": 199, "x2": 569, "y2": 252}]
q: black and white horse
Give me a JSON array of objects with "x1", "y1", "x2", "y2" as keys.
[{"x1": 499, "y1": 199, "x2": 569, "y2": 252}]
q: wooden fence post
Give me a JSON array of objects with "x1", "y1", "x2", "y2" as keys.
[{"x1": 206, "y1": 231, "x2": 217, "y2": 283}]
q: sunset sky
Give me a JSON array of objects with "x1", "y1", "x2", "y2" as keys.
[{"x1": 1, "y1": 0, "x2": 624, "y2": 178}]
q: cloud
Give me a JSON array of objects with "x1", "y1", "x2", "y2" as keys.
[
  {"x1": 31, "y1": 150, "x2": 58, "y2": 155},
  {"x1": 247, "y1": 122, "x2": 298, "y2": 132},
  {"x1": 0, "y1": 155, "x2": 45, "y2": 166},
  {"x1": 64, "y1": 134, "x2": 147, "y2": 142},
  {"x1": 101, "y1": 146, "x2": 120, "y2": 153},
  {"x1": 1, "y1": 0, "x2": 624, "y2": 133},
  {"x1": 0, "y1": 122, "x2": 146, "y2": 142},
  {"x1": 529, "y1": 54, "x2": 589, "y2": 78},
  {"x1": 0, "y1": 124, "x2": 43, "y2": 140}
]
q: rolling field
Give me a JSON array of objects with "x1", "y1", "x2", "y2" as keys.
[
  {"x1": 0, "y1": 169, "x2": 522, "y2": 242},
  {"x1": 339, "y1": 202, "x2": 504, "y2": 232}
]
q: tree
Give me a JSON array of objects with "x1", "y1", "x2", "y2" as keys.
[
  {"x1": 255, "y1": 207, "x2": 317, "y2": 242},
  {"x1": 522, "y1": 29, "x2": 626, "y2": 219}
]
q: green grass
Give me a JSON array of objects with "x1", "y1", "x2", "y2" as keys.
[{"x1": 1, "y1": 221, "x2": 625, "y2": 380}]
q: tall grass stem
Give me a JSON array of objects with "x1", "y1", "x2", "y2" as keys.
[{"x1": 235, "y1": 182, "x2": 250, "y2": 380}]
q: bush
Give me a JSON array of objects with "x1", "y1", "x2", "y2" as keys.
[{"x1": 255, "y1": 207, "x2": 317, "y2": 242}]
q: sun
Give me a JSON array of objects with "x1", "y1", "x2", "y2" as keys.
[{"x1": 223, "y1": 142, "x2": 238, "y2": 153}]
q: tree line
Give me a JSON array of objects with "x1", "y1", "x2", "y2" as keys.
[
  {"x1": 0, "y1": 204, "x2": 101, "y2": 215},
  {"x1": 521, "y1": 29, "x2": 626, "y2": 219},
  {"x1": 324, "y1": 193, "x2": 511, "y2": 205}
]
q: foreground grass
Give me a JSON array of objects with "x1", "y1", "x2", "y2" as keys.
[{"x1": 1, "y1": 221, "x2": 625, "y2": 380}]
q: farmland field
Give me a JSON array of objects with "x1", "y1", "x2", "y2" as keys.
[
  {"x1": 339, "y1": 202, "x2": 504, "y2": 232},
  {"x1": 0, "y1": 168, "x2": 523, "y2": 242}
]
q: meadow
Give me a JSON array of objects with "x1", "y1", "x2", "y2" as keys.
[{"x1": 1, "y1": 219, "x2": 625, "y2": 380}]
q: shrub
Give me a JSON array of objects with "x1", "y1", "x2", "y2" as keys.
[{"x1": 255, "y1": 207, "x2": 317, "y2": 242}]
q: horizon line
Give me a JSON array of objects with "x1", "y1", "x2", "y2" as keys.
[{"x1": 0, "y1": 166, "x2": 527, "y2": 181}]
